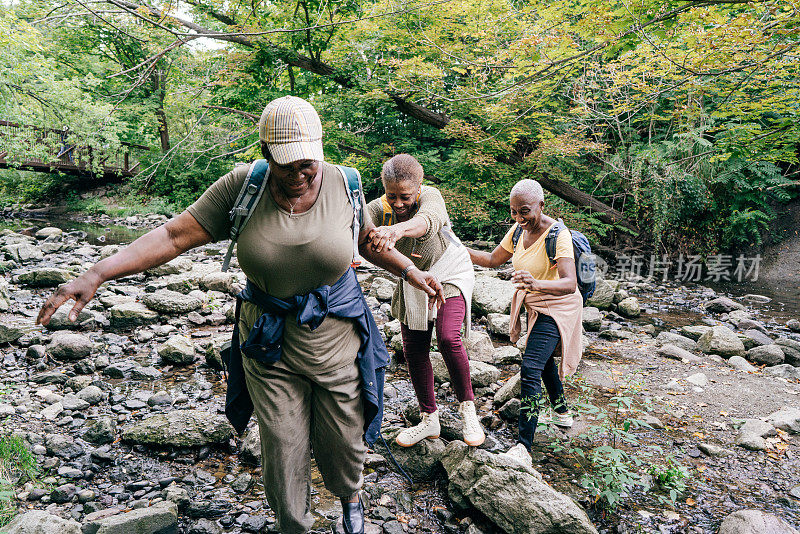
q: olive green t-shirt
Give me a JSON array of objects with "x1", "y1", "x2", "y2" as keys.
[{"x1": 186, "y1": 161, "x2": 365, "y2": 374}]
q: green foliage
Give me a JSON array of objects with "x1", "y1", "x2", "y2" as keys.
[
  {"x1": 0, "y1": 431, "x2": 41, "y2": 527},
  {"x1": 549, "y1": 373, "x2": 691, "y2": 511}
]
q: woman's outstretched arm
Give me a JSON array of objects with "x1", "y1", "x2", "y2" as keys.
[
  {"x1": 37, "y1": 212, "x2": 212, "y2": 325},
  {"x1": 467, "y1": 244, "x2": 512, "y2": 269}
]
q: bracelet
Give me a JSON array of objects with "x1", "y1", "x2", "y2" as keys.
[{"x1": 400, "y1": 264, "x2": 418, "y2": 281}]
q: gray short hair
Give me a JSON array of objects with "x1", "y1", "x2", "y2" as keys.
[
  {"x1": 510, "y1": 179, "x2": 544, "y2": 204},
  {"x1": 382, "y1": 154, "x2": 424, "y2": 184}
]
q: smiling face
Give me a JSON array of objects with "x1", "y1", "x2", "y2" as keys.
[
  {"x1": 269, "y1": 158, "x2": 319, "y2": 198},
  {"x1": 384, "y1": 179, "x2": 421, "y2": 220},
  {"x1": 509, "y1": 192, "x2": 544, "y2": 231}
]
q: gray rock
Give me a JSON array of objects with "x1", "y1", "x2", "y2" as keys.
[
  {"x1": 60, "y1": 393, "x2": 89, "y2": 411},
  {"x1": 147, "y1": 391, "x2": 173, "y2": 407},
  {"x1": 655, "y1": 332, "x2": 698, "y2": 352},
  {"x1": 162, "y1": 484, "x2": 190, "y2": 511},
  {"x1": 46, "y1": 304, "x2": 101, "y2": 330},
  {"x1": 40, "y1": 402, "x2": 63, "y2": 421},
  {"x1": 492, "y1": 345, "x2": 521, "y2": 365},
  {"x1": 157, "y1": 335, "x2": 196, "y2": 365},
  {"x1": 142, "y1": 289, "x2": 203, "y2": 314},
  {"x1": 764, "y1": 364, "x2": 800, "y2": 380},
  {"x1": 47, "y1": 332, "x2": 94, "y2": 360},
  {"x1": 776, "y1": 338, "x2": 800, "y2": 367},
  {"x1": 679, "y1": 325, "x2": 712, "y2": 341},
  {"x1": 199, "y1": 272, "x2": 240, "y2": 295},
  {"x1": 50, "y1": 483, "x2": 77, "y2": 503},
  {"x1": 465, "y1": 331, "x2": 494, "y2": 362},
  {"x1": 109, "y1": 302, "x2": 158, "y2": 330},
  {"x1": 0, "y1": 510, "x2": 81, "y2": 533},
  {"x1": 598, "y1": 329, "x2": 634, "y2": 341},
  {"x1": 736, "y1": 419, "x2": 774, "y2": 451},
  {"x1": 34, "y1": 227, "x2": 63, "y2": 239},
  {"x1": 656, "y1": 344, "x2": 702, "y2": 363},
  {"x1": 122, "y1": 410, "x2": 233, "y2": 447},
  {"x1": 3, "y1": 242, "x2": 43, "y2": 263},
  {"x1": 686, "y1": 373, "x2": 708, "y2": 387},
  {"x1": 240, "y1": 426, "x2": 261, "y2": 465},
  {"x1": 146, "y1": 257, "x2": 193, "y2": 277},
  {"x1": 469, "y1": 361, "x2": 500, "y2": 387},
  {"x1": 718, "y1": 509, "x2": 799, "y2": 534},
  {"x1": 788, "y1": 319, "x2": 800, "y2": 333},
  {"x1": 131, "y1": 366, "x2": 163, "y2": 380},
  {"x1": 705, "y1": 297, "x2": 744, "y2": 313},
  {"x1": 370, "y1": 277, "x2": 396, "y2": 301},
  {"x1": 742, "y1": 329, "x2": 774, "y2": 347},
  {"x1": 16, "y1": 268, "x2": 74, "y2": 287},
  {"x1": 0, "y1": 316, "x2": 36, "y2": 344},
  {"x1": 441, "y1": 441, "x2": 597, "y2": 533},
  {"x1": 697, "y1": 443, "x2": 732, "y2": 457},
  {"x1": 586, "y1": 280, "x2": 614, "y2": 310},
  {"x1": 486, "y1": 313, "x2": 512, "y2": 337},
  {"x1": 616, "y1": 297, "x2": 640, "y2": 318},
  {"x1": 746, "y1": 345, "x2": 784, "y2": 366},
  {"x1": 381, "y1": 429, "x2": 446, "y2": 481},
  {"x1": 727, "y1": 356, "x2": 757, "y2": 372},
  {"x1": 103, "y1": 360, "x2": 136, "y2": 379},
  {"x1": 45, "y1": 434, "x2": 84, "y2": 459},
  {"x1": 697, "y1": 326, "x2": 745, "y2": 357},
  {"x1": 472, "y1": 275, "x2": 515, "y2": 315},
  {"x1": 429, "y1": 352, "x2": 449, "y2": 383},
  {"x1": 494, "y1": 373, "x2": 521, "y2": 406},
  {"x1": 231, "y1": 472, "x2": 254, "y2": 493},
  {"x1": 582, "y1": 307, "x2": 602, "y2": 331},
  {"x1": 84, "y1": 418, "x2": 116, "y2": 445},
  {"x1": 83, "y1": 502, "x2": 178, "y2": 534},
  {"x1": 765, "y1": 408, "x2": 800, "y2": 434}
]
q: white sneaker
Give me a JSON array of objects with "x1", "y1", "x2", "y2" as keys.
[
  {"x1": 458, "y1": 401, "x2": 486, "y2": 447},
  {"x1": 502, "y1": 443, "x2": 532, "y2": 467},
  {"x1": 542, "y1": 408, "x2": 574, "y2": 428},
  {"x1": 396, "y1": 410, "x2": 440, "y2": 447}
]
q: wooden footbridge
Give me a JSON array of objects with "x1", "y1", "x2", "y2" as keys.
[{"x1": 0, "y1": 120, "x2": 147, "y2": 179}]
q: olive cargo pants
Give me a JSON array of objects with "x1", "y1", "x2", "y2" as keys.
[{"x1": 242, "y1": 356, "x2": 366, "y2": 534}]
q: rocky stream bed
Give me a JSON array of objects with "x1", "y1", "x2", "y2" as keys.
[{"x1": 0, "y1": 214, "x2": 799, "y2": 534}]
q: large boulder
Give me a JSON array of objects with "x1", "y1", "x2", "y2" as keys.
[
  {"x1": 122, "y1": 410, "x2": 233, "y2": 447},
  {"x1": 0, "y1": 316, "x2": 36, "y2": 344},
  {"x1": 441, "y1": 441, "x2": 597, "y2": 534},
  {"x1": 3, "y1": 242, "x2": 43, "y2": 263},
  {"x1": 718, "y1": 509, "x2": 798, "y2": 534},
  {"x1": 765, "y1": 408, "x2": 800, "y2": 434},
  {"x1": 487, "y1": 313, "x2": 512, "y2": 337},
  {"x1": 157, "y1": 335, "x2": 196, "y2": 365},
  {"x1": 465, "y1": 331, "x2": 494, "y2": 362},
  {"x1": 472, "y1": 275, "x2": 515, "y2": 315},
  {"x1": 47, "y1": 332, "x2": 94, "y2": 360},
  {"x1": 141, "y1": 289, "x2": 203, "y2": 314},
  {"x1": 582, "y1": 307, "x2": 602, "y2": 332},
  {"x1": 109, "y1": 302, "x2": 158, "y2": 330},
  {"x1": 494, "y1": 373, "x2": 521, "y2": 406},
  {"x1": 199, "y1": 271, "x2": 240, "y2": 295},
  {"x1": 655, "y1": 332, "x2": 698, "y2": 352},
  {"x1": 616, "y1": 297, "x2": 640, "y2": 318},
  {"x1": 586, "y1": 280, "x2": 614, "y2": 310},
  {"x1": 705, "y1": 297, "x2": 744, "y2": 313},
  {"x1": 83, "y1": 502, "x2": 178, "y2": 534},
  {"x1": 697, "y1": 326, "x2": 745, "y2": 358},
  {"x1": 746, "y1": 345, "x2": 784, "y2": 366},
  {"x1": 0, "y1": 510, "x2": 82, "y2": 534},
  {"x1": 16, "y1": 268, "x2": 74, "y2": 287},
  {"x1": 380, "y1": 429, "x2": 446, "y2": 481},
  {"x1": 776, "y1": 338, "x2": 800, "y2": 367},
  {"x1": 469, "y1": 361, "x2": 500, "y2": 387}
]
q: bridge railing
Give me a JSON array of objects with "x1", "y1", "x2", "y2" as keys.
[{"x1": 0, "y1": 120, "x2": 148, "y2": 178}]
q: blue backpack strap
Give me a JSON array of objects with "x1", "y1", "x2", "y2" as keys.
[
  {"x1": 544, "y1": 220, "x2": 564, "y2": 265},
  {"x1": 335, "y1": 165, "x2": 364, "y2": 266},
  {"x1": 221, "y1": 159, "x2": 269, "y2": 272},
  {"x1": 511, "y1": 223, "x2": 524, "y2": 249}
]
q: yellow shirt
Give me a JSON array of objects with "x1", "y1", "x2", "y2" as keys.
[{"x1": 500, "y1": 222, "x2": 574, "y2": 281}]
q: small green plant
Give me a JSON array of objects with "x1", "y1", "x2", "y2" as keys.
[
  {"x1": 648, "y1": 456, "x2": 689, "y2": 504},
  {"x1": 0, "y1": 432, "x2": 43, "y2": 527}
]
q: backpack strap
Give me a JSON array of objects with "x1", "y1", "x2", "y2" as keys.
[
  {"x1": 221, "y1": 159, "x2": 270, "y2": 272},
  {"x1": 380, "y1": 195, "x2": 394, "y2": 226},
  {"x1": 335, "y1": 165, "x2": 364, "y2": 267},
  {"x1": 544, "y1": 219, "x2": 565, "y2": 265},
  {"x1": 511, "y1": 223, "x2": 524, "y2": 249}
]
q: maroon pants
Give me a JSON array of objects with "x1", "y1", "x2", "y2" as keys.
[{"x1": 400, "y1": 294, "x2": 474, "y2": 413}]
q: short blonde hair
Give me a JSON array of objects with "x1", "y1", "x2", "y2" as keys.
[{"x1": 381, "y1": 154, "x2": 424, "y2": 184}]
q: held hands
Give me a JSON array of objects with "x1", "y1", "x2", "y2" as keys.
[
  {"x1": 368, "y1": 225, "x2": 404, "y2": 253},
  {"x1": 36, "y1": 270, "x2": 103, "y2": 326},
  {"x1": 511, "y1": 270, "x2": 541, "y2": 292},
  {"x1": 405, "y1": 267, "x2": 446, "y2": 309}
]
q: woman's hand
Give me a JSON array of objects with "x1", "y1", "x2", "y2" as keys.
[
  {"x1": 511, "y1": 270, "x2": 542, "y2": 292},
  {"x1": 368, "y1": 225, "x2": 404, "y2": 253},
  {"x1": 37, "y1": 270, "x2": 104, "y2": 325},
  {"x1": 406, "y1": 268, "x2": 446, "y2": 309}
]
